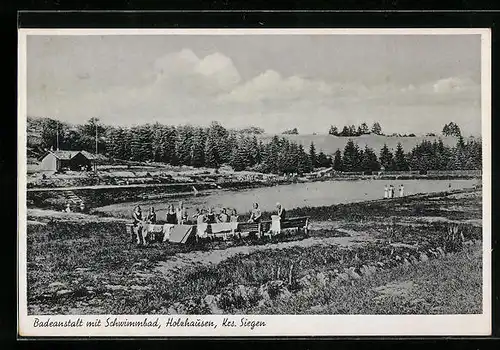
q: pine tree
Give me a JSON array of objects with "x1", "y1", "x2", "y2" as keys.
[
  {"x1": 176, "y1": 125, "x2": 195, "y2": 165},
  {"x1": 442, "y1": 122, "x2": 462, "y2": 137},
  {"x1": 130, "y1": 125, "x2": 153, "y2": 161},
  {"x1": 191, "y1": 127, "x2": 206, "y2": 167},
  {"x1": 343, "y1": 140, "x2": 360, "y2": 171},
  {"x1": 151, "y1": 123, "x2": 164, "y2": 162},
  {"x1": 204, "y1": 121, "x2": 229, "y2": 168},
  {"x1": 205, "y1": 132, "x2": 220, "y2": 168},
  {"x1": 465, "y1": 139, "x2": 482, "y2": 170},
  {"x1": 107, "y1": 127, "x2": 127, "y2": 160},
  {"x1": 435, "y1": 139, "x2": 451, "y2": 170},
  {"x1": 394, "y1": 142, "x2": 409, "y2": 171},
  {"x1": 451, "y1": 136, "x2": 467, "y2": 170},
  {"x1": 349, "y1": 125, "x2": 357, "y2": 137},
  {"x1": 317, "y1": 151, "x2": 332, "y2": 168},
  {"x1": 162, "y1": 126, "x2": 178, "y2": 165},
  {"x1": 356, "y1": 126, "x2": 363, "y2": 136},
  {"x1": 333, "y1": 149, "x2": 342, "y2": 171},
  {"x1": 360, "y1": 122, "x2": 370, "y2": 135},
  {"x1": 360, "y1": 145, "x2": 380, "y2": 172},
  {"x1": 379, "y1": 144, "x2": 395, "y2": 171},
  {"x1": 309, "y1": 142, "x2": 317, "y2": 169},
  {"x1": 407, "y1": 140, "x2": 434, "y2": 171},
  {"x1": 329, "y1": 125, "x2": 339, "y2": 136},
  {"x1": 230, "y1": 140, "x2": 249, "y2": 171},
  {"x1": 372, "y1": 122, "x2": 382, "y2": 135},
  {"x1": 297, "y1": 144, "x2": 311, "y2": 174}
]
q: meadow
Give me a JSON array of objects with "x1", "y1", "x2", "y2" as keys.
[{"x1": 26, "y1": 188, "x2": 482, "y2": 315}]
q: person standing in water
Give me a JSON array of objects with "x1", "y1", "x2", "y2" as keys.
[
  {"x1": 399, "y1": 184, "x2": 404, "y2": 197},
  {"x1": 389, "y1": 185, "x2": 395, "y2": 198},
  {"x1": 384, "y1": 185, "x2": 389, "y2": 199}
]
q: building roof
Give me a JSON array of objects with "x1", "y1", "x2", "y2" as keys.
[{"x1": 39, "y1": 150, "x2": 99, "y2": 161}]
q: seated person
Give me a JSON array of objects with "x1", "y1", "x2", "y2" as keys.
[
  {"x1": 230, "y1": 208, "x2": 239, "y2": 223},
  {"x1": 197, "y1": 209, "x2": 207, "y2": 224},
  {"x1": 276, "y1": 202, "x2": 286, "y2": 222},
  {"x1": 165, "y1": 204, "x2": 177, "y2": 224},
  {"x1": 218, "y1": 208, "x2": 229, "y2": 223},
  {"x1": 147, "y1": 207, "x2": 157, "y2": 224},
  {"x1": 248, "y1": 203, "x2": 262, "y2": 223},
  {"x1": 206, "y1": 207, "x2": 217, "y2": 224}
]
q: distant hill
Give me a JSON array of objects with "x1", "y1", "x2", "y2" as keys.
[{"x1": 257, "y1": 134, "x2": 475, "y2": 154}]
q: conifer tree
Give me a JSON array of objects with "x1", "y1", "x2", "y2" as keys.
[
  {"x1": 360, "y1": 145, "x2": 380, "y2": 172},
  {"x1": 130, "y1": 125, "x2": 153, "y2": 161},
  {"x1": 176, "y1": 125, "x2": 195, "y2": 165},
  {"x1": 379, "y1": 144, "x2": 395, "y2": 171},
  {"x1": 343, "y1": 140, "x2": 361, "y2": 171},
  {"x1": 394, "y1": 142, "x2": 409, "y2": 171},
  {"x1": 191, "y1": 127, "x2": 206, "y2": 167},
  {"x1": 309, "y1": 142, "x2": 317, "y2": 169},
  {"x1": 333, "y1": 149, "x2": 343, "y2": 171}
]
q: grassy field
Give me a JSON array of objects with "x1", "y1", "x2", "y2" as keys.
[
  {"x1": 249, "y1": 244, "x2": 482, "y2": 315},
  {"x1": 26, "y1": 189, "x2": 483, "y2": 315}
]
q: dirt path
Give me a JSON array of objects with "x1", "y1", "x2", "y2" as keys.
[
  {"x1": 27, "y1": 181, "x2": 216, "y2": 192},
  {"x1": 155, "y1": 224, "x2": 377, "y2": 280}
]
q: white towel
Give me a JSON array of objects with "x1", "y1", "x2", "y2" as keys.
[
  {"x1": 162, "y1": 224, "x2": 175, "y2": 242},
  {"x1": 197, "y1": 223, "x2": 208, "y2": 238},
  {"x1": 270, "y1": 215, "x2": 281, "y2": 235},
  {"x1": 210, "y1": 222, "x2": 234, "y2": 234}
]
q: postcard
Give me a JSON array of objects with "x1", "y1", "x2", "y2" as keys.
[{"x1": 18, "y1": 28, "x2": 491, "y2": 337}]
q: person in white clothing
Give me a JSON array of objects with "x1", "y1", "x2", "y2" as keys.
[
  {"x1": 399, "y1": 184, "x2": 404, "y2": 197},
  {"x1": 384, "y1": 185, "x2": 389, "y2": 199},
  {"x1": 176, "y1": 201, "x2": 187, "y2": 224}
]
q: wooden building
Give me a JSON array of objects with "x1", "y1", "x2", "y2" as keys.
[{"x1": 38, "y1": 150, "x2": 96, "y2": 172}]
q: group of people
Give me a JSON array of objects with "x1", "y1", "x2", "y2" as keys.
[
  {"x1": 132, "y1": 202, "x2": 287, "y2": 225},
  {"x1": 246, "y1": 202, "x2": 287, "y2": 223},
  {"x1": 62, "y1": 202, "x2": 86, "y2": 213},
  {"x1": 130, "y1": 201, "x2": 288, "y2": 245},
  {"x1": 384, "y1": 184, "x2": 404, "y2": 199}
]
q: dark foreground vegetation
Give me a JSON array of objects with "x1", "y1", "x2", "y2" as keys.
[{"x1": 26, "y1": 189, "x2": 482, "y2": 315}]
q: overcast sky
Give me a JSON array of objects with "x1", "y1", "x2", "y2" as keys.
[{"x1": 26, "y1": 34, "x2": 482, "y2": 135}]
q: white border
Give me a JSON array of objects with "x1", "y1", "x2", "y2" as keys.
[{"x1": 17, "y1": 28, "x2": 492, "y2": 337}]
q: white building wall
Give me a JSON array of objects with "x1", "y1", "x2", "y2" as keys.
[{"x1": 39, "y1": 154, "x2": 58, "y2": 171}]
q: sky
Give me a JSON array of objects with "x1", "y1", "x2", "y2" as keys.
[{"x1": 26, "y1": 34, "x2": 482, "y2": 136}]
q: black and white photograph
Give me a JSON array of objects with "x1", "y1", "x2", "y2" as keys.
[{"x1": 18, "y1": 28, "x2": 491, "y2": 337}]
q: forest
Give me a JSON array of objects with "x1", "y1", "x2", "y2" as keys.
[{"x1": 28, "y1": 117, "x2": 482, "y2": 175}]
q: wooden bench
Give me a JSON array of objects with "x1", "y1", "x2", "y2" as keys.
[
  {"x1": 263, "y1": 216, "x2": 310, "y2": 237},
  {"x1": 236, "y1": 222, "x2": 263, "y2": 238}
]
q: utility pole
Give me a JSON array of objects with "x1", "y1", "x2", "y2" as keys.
[
  {"x1": 94, "y1": 120, "x2": 98, "y2": 173},
  {"x1": 56, "y1": 122, "x2": 60, "y2": 151}
]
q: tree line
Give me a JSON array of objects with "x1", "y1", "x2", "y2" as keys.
[
  {"x1": 29, "y1": 117, "x2": 480, "y2": 175},
  {"x1": 329, "y1": 122, "x2": 383, "y2": 136},
  {"x1": 332, "y1": 137, "x2": 481, "y2": 173},
  {"x1": 28, "y1": 117, "x2": 332, "y2": 174}
]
